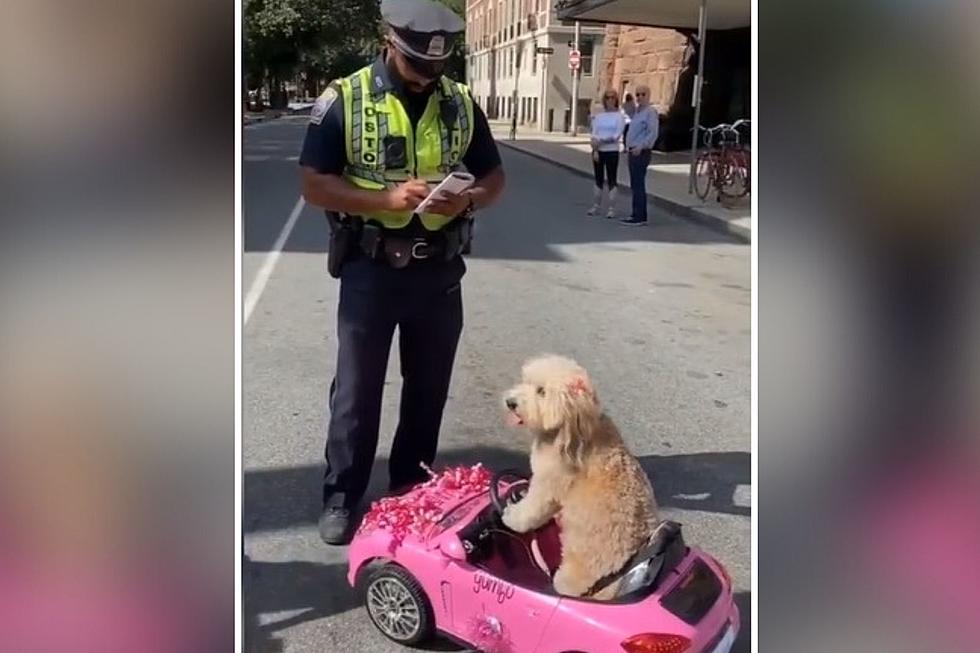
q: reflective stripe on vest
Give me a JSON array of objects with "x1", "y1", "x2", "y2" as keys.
[{"x1": 340, "y1": 65, "x2": 474, "y2": 231}]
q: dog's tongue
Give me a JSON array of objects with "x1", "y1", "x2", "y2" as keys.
[{"x1": 506, "y1": 412, "x2": 524, "y2": 427}]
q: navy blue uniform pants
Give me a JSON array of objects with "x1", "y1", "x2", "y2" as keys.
[{"x1": 323, "y1": 254, "x2": 465, "y2": 508}]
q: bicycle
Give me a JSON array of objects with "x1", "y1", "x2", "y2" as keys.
[{"x1": 692, "y1": 119, "x2": 751, "y2": 202}]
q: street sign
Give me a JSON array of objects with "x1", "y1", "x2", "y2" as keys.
[
  {"x1": 569, "y1": 49, "x2": 581, "y2": 70},
  {"x1": 536, "y1": 46, "x2": 554, "y2": 54}
]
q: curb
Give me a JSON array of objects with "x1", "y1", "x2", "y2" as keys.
[
  {"x1": 244, "y1": 114, "x2": 277, "y2": 126},
  {"x1": 244, "y1": 108, "x2": 308, "y2": 126},
  {"x1": 496, "y1": 139, "x2": 751, "y2": 243}
]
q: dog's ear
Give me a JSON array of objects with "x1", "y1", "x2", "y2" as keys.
[
  {"x1": 566, "y1": 375, "x2": 598, "y2": 404},
  {"x1": 556, "y1": 378, "x2": 600, "y2": 468}
]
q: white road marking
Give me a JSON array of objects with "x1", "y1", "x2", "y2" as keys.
[
  {"x1": 733, "y1": 484, "x2": 752, "y2": 508},
  {"x1": 244, "y1": 197, "x2": 305, "y2": 324}
]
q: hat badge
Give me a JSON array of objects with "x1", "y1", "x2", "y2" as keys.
[{"x1": 427, "y1": 35, "x2": 445, "y2": 57}]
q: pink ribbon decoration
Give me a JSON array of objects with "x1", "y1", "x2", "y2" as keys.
[
  {"x1": 356, "y1": 464, "x2": 493, "y2": 547},
  {"x1": 466, "y1": 611, "x2": 514, "y2": 653}
]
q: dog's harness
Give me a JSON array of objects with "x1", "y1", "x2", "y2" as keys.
[{"x1": 582, "y1": 521, "x2": 684, "y2": 598}]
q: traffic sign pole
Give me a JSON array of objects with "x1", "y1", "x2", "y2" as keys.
[{"x1": 570, "y1": 21, "x2": 581, "y2": 136}]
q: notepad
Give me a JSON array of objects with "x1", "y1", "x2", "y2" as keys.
[{"x1": 414, "y1": 172, "x2": 475, "y2": 215}]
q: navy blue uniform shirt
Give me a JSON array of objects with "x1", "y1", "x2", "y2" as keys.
[{"x1": 300, "y1": 55, "x2": 501, "y2": 180}]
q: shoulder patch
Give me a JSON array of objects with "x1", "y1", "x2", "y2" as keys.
[{"x1": 310, "y1": 86, "x2": 339, "y2": 125}]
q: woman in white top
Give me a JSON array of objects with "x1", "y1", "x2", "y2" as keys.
[{"x1": 588, "y1": 90, "x2": 627, "y2": 218}]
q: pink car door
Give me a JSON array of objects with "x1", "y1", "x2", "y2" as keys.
[{"x1": 442, "y1": 559, "x2": 560, "y2": 653}]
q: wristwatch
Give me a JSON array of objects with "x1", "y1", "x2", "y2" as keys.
[{"x1": 459, "y1": 191, "x2": 476, "y2": 218}]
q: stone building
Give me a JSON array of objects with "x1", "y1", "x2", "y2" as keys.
[
  {"x1": 597, "y1": 26, "x2": 689, "y2": 113},
  {"x1": 597, "y1": 24, "x2": 750, "y2": 150}
]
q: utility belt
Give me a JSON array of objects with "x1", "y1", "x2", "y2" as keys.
[{"x1": 326, "y1": 213, "x2": 473, "y2": 278}]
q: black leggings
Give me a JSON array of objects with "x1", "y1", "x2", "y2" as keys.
[{"x1": 592, "y1": 150, "x2": 619, "y2": 189}]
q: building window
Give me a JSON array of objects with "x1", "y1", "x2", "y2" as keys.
[
  {"x1": 509, "y1": 48, "x2": 514, "y2": 77},
  {"x1": 581, "y1": 39, "x2": 595, "y2": 77},
  {"x1": 532, "y1": 97, "x2": 538, "y2": 123}
]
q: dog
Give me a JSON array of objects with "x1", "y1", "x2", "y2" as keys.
[{"x1": 501, "y1": 354, "x2": 659, "y2": 600}]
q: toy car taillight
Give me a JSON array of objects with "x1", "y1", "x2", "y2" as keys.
[{"x1": 621, "y1": 633, "x2": 691, "y2": 653}]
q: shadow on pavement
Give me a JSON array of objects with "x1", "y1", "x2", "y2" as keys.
[
  {"x1": 244, "y1": 446, "x2": 529, "y2": 535},
  {"x1": 244, "y1": 555, "x2": 356, "y2": 653},
  {"x1": 638, "y1": 451, "x2": 751, "y2": 518},
  {"x1": 244, "y1": 447, "x2": 751, "y2": 649},
  {"x1": 244, "y1": 121, "x2": 742, "y2": 256},
  {"x1": 734, "y1": 591, "x2": 752, "y2": 652},
  {"x1": 244, "y1": 447, "x2": 749, "y2": 535}
]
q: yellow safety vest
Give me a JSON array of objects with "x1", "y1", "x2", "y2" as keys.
[{"x1": 338, "y1": 65, "x2": 474, "y2": 231}]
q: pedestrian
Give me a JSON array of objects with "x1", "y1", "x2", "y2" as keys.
[
  {"x1": 622, "y1": 92, "x2": 636, "y2": 145},
  {"x1": 621, "y1": 85, "x2": 658, "y2": 226},
  {"x1": 587, "y1": 90, "x2": 626, "y2": 219},
  {"x1": 298, "y1": 0, "x2": 506, "y2": 545}
]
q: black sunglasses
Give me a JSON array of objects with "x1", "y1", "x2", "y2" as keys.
[{"x1": 404, "y1": 53, "x2": 446, "y2": 81}]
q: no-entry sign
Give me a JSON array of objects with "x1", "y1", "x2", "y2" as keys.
[{"x1": 569, "y1": 49, "x2": 581, "y2": 70}]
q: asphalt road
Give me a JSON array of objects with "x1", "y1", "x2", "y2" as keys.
[{"x1": 243, "y1": 116, "x2": 751, "y2": 653}]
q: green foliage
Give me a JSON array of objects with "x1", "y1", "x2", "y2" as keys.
[
  {"x1": 244, "y1": 0, "x2": 470, "y2": 93},
  {"x1": 244, "y1": 0, "x2": 383, "y2": 93}
]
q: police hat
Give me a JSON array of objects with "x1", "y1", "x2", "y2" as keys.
[{"x1": 381, "y1": 0, "x2": 464, "y2": 62}]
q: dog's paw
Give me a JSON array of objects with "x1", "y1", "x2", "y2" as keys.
[
  {"x1": 552, "y1": 567, "x2": 589, "y2": 597},
  {"x1": 501, "y1": 504, "x2": 527, "y2": 532}
]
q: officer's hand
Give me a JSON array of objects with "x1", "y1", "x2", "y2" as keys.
[
  {"x1": 426, "y1": 191, "x2": 470, "y2": 217},
  {"x1": 385, "y1": 179, "x2": 431, "y2": 211}
]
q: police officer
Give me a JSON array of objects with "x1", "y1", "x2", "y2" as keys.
[{"x1": 299, "y1": 0, "x2": 505, "y2": 544}]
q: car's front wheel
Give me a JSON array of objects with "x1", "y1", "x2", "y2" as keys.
[{"x1": 362, "y1": 564, "x2": 435, "y2": 646}]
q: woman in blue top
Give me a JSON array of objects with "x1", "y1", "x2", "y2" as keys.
[{"x1": 587, "y1": 90, "x2": 627, "y2": 218}]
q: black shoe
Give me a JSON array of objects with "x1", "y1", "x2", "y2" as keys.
[
  {"x1": 388, "y1": 476, "x2": 428, "y2": 497},
  {"x1": 619, "y1": 216, "x2": 648, "y2": 226},
  {"x1": 318, "y1": 506, "x2": 353, "y2": 545}
]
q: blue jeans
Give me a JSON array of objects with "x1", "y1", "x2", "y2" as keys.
[{"x1": 628, "y1": 149, "x2": 652, "y2": 220}]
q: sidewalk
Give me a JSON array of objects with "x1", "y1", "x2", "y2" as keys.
[
  {"x1": 243, "y1": 103, "x2": 314, "y2": 125},
  {"x1": 244, "y1": 110, "x2": 283, "y2": 125},
  {"x1": 488, "y1": 121, "x2": 751, "y2": 242}
]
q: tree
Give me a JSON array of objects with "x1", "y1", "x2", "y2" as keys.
[
  {"x1": 244, "y1": 0, "x2": 382, "y2": 108},
  {"x1": 244, "y1": 0, "x2": 471, "y2": 106}
]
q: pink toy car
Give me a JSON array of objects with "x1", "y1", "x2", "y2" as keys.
[{"x1": 348, "y1": 466, "x2": 740, "y2": 653}]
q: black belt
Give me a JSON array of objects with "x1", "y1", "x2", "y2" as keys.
[
  {"x1": 374, "y1": 236, "x2": 445, "y2": 268},
  {"x1": 356, "y1": 219, "x2": 470, "y2": 269}
]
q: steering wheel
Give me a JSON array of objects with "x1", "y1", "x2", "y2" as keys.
[{"x1": 489, "y1": 469, "x2": 530, "y2": 516}]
